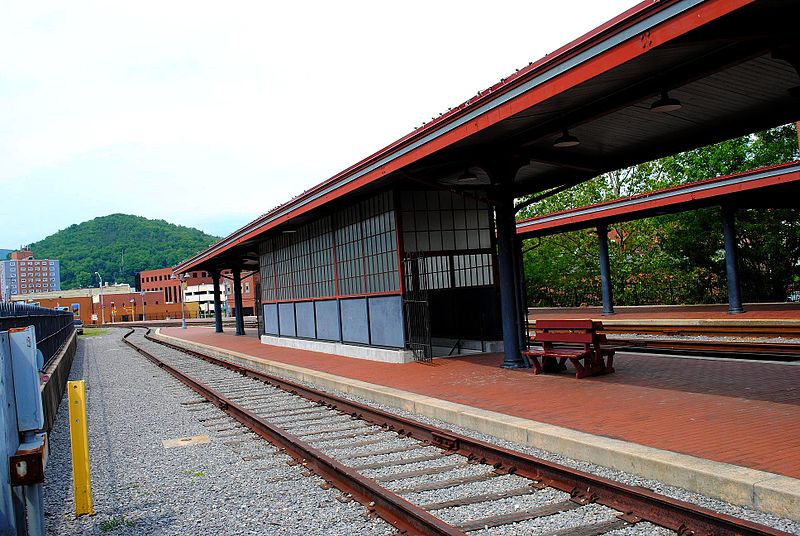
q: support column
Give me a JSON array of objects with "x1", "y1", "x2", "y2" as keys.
[
  {"x1": 512, "y1": 236, "x2": 528, "y2": 349},
  {"x1": 496, "y1": 194, "x2": 528, "y2": 368},
  {"x1": 721, "y1": 206, "x2": 744, "y2": 314},
  {"x1": 597, "y1": 224, "x2": 615, "y2": 315},
  {"x1": 233, "y1": 267, "x2": 245, "y2": 335},
  {"x1": 212, "y1": 270, "x2": 223, "y2": 333}
]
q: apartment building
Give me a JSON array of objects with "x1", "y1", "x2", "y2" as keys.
[{"x1": 0, "y1": 248, "x2": 61, "y2": 301}]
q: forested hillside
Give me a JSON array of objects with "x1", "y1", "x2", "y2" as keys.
[
  {"x1": 0, "y1": 250, "x2": 11, "y2": 261},
  {"x1": 518, "y1": 123, "x2": 800, "y2": 307},
  {"x1": 29, "y1": 214, "x2": 219, "y2": 289}
]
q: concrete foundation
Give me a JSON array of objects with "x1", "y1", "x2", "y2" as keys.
[
  {"x1": 260, "y1": 334, "x2": 415, "y2": 363},
  {"x1": 431, "y1": 338, "x2": 504, "y2": 357}
]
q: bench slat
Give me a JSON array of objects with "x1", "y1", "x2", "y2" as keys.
[
  {"x1": 535, "y1": 332, "x2": 595, "y2": 344},
  {"x1": 535, "y1": 319, "x2": 595, "y2": 330}
]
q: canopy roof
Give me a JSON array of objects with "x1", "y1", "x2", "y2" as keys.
[
  {"x1": 516, "y1": 160, "x2": 800, "y2": 237},
  {"x1": 176, "y1": 0, "x2": 800, "y2": 273}
]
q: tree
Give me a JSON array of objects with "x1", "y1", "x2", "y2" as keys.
[
  {"x1": 29, "y1": 214, "x2": 219, "y2": 290},
  {"x1": 518, "y1": 123, "x2": 800, "y2": 307}
]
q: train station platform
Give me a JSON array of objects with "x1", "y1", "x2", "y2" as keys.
[{"x1": 157, "y1": 326, "x2": 800, "y2": 520}]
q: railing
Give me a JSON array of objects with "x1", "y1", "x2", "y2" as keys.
[{"x1": 0, "y1": 303, "x2": 74, "y2": 368}]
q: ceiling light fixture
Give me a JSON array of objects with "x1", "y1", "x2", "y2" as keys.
[
  {"x1": 650, "y1": 90, "x2": 682, "y2": 113},
  {"x1": 455, "y1": 172, "x2": 481, "y2": 185},
  {"x1": 553, "y1": 129, "x2": 580, "y2": 148}
]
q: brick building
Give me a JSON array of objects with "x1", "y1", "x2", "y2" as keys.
[
  {"x1": 222, "y1": 272, "x2": 258, "y2": 317},
  {"x1": 137, "y1": 267, "x2": 213, "y2": 304},
  {"x1": 138, "y1": 266, "x2": 254, "y2": 317},
  {"x1": 0, "y1": 248, "x2": 61, "y2": 301}
]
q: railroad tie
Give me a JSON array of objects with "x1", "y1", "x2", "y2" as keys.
[
  {"x1": 373, "y1": 462, "x2": 467, "y2": 483},
  {"x1": 457, "y1": 499, "x2": 580, "y2": 532},
  {"x1": 341, "y1": 443, "x2": 424, "y2": 460},
  {"x1": 392, "y1": 472, "x2": 496, "y2": 495},
  {"x1": 307, "y1": 429, "x2": 383, "y2": 444},
  {"x1": 350, "y1": 453, "x2": 446, "y2": 471},
  {"x1": 420, "y1": 485, "x2": 538, "y2": 511},
  {"x1": 537, "y1": 518, "x2": 630, "y2": 536}
]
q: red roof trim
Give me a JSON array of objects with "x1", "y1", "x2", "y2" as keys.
[{"x1": 516, "y1": 160, "x2": 800, "y2": 235}]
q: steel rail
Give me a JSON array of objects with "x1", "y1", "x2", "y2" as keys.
[
  {"x1": 140, "y1": 329, "x2": 791, "y2": 536},
  {"x1": 600, "y1": 324, "x2": 800, "y2": 338},
  {"x1": 608, "y1": 338, "x2": 800, "y2": 359},
  {"x1": 121, "y1": 329, "x2": 462, "y2": 536}
]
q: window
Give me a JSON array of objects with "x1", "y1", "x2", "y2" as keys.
[
  {"x1": 260, "y1": 192, "x2": 398, "y2": 303},
  {"x1": 49, "y1": 261, "x2": 54, "y2": 266},
  {"x1": 400, "y1": 190, "x2": 494, "y2": 290},
  {"x1": 244, "y1": 282, "x2": 250, "y2": 294}
]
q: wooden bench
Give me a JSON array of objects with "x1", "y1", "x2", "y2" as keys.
[{"x1": 522, "y1": 319, "x2": 615, "y2": 379}]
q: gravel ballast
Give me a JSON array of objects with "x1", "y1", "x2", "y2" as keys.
[
  {"x1": 43, "y1": 330, "x2": 392, "y2": 535},
  {"x1": 156, "y1": 331, "x2": 800, "y2": 534}
]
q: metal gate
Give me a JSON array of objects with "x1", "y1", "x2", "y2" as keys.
[{"x1": 403, "y1": 255, "x2": 432, "y2": 363}]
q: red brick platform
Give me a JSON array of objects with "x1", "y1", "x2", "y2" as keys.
[{"x1": 162, "y1": 326, "x2": 800, "y2": 480}]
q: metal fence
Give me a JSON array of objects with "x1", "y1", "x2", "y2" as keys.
[{"x1": 0, "y1": 303, "x2": 74, "y2": 368}]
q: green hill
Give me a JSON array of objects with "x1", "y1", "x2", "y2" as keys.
[
  {"x1": 29, "y1": 214, "x2": 219, "y2": 289},
  {"x1": 0, "y1": 249, "x2": 11, "y2": 260}
]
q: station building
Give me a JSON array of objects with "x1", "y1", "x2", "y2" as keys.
[{"x1": 173, "y1": 0, "x2": 800, "y2": 366}]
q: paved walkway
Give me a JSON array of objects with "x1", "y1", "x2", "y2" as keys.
[{"x1": 162, "y1": 327, "x2": 800, "y2": 480}]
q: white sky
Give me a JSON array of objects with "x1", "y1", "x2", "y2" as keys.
[{"x1": 1, "y1": 0, "x2": 636, "y2": 247}]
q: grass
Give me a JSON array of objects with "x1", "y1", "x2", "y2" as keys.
[
  {"x1": 183, "y1": 469, "x2": 205, "y2": 477},
  {"x1": 99, "y1": 515, "x2": 135, "y2": 532},
  {"x1": 80, "y1": 328, "x2": 109, "y2": 337}
]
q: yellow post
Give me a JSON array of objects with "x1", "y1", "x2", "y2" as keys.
[{"x1": 67, "y1": 380, "x2": 93, "y2": 517}]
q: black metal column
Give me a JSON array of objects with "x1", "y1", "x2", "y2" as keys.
[
  {"x1": 233, "y1": 267, "x2": 245, "y2": 335},
  {"x1": 496, "y1": 194, "x2": 528, "y2": 368},
  {"x1": 512, "y1": 235, "x2": 529, "y2": 349},
  {"x1": 597, "y1": 224, "x2": 615, "y2": 315},
  {"x1": 721, "y1": 206, "x2": 744, "y2": 314},
  {"x1": 212, "y1": 270, "x2": 223, "y2": 333}
]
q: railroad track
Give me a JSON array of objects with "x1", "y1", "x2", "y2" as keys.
[
  {"x1": 122, "y1": 328, "x2": 790, "y2": 535},
  {"x1": 525, "y1": 321, "x2": 800, "y2": 360},
  {"x1": 607, "y1": 338, "x2": 800, "y2": 360}
]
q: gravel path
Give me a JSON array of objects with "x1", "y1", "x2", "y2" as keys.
[{"x1": 43, "y1": 330, "x2": 393, "y2": 535}]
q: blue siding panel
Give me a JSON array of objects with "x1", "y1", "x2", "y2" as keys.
[
  {"x1": 368, "y1": 295, "x2": 404, "y2": 348},
  {"x1": 278, "y1": 302, "x2": 296, "y2": 337},
  {"x1": 314, "y1": 300, "x2": 340, "y2": 341},
  {"x1": 340, "y1": 298, "x2": 369, "y2": 344},
  {"x1": 263, "y1": 304, "x2": 279, "y2": 335},
  {"x1": 295, "y1": 301, "x2": 316, "y2": 339}
]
